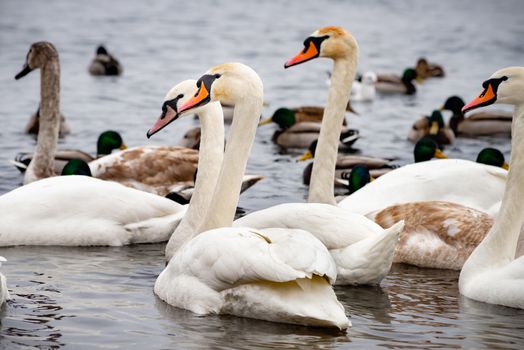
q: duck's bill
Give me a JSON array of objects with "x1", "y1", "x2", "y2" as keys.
[
  {"x1": 429, "y1": 121, "x2": 439, "y2": 135},
  {"x1": 147, "y1": 106, "x2": 178, "y2": 138},
  {"x1": 15, "y1": 64, "x2": 33, "y2": 80},
  {"x1": 503, "y1": 162, "x2": 509, "y2": 170},
  {"x1": 434, "y1": 148, "x2": 448, "y2": 159},
  {"x1": 178, "y1": 84, "x2": 211, "y2": 114},
  {"x1": 297, "y1": 150, "x2": 313, "y2": 162},
  {"x1": 258, "y1": 116, "x2": 273, "y2": 126},
  {"x1": 120, "y1": 143, "x2": 127, "y2": 150},
  {"x1": 462, "y1": 84, "x2": 496, "y2": 114},
  {"x1": 284, "y1": 42, "x2": 319, "y2": 68}
]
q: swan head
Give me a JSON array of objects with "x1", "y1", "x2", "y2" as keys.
[
  {"x1": 284, "y1": 26, "x2": 358, "y2": 68},
  {"x1": 15, "y1": 41, "x2": 58, "y2": 80},
  {"x1": 177, "y1": 63, "x2": 263, "y2": 115},
  {"x1": 463, "y1": 67, "x2": 524, "y2": 113},
  {"x1": 147, "y1": 79, "x2": 205, "y2": 138},
  {"x1": 362, "y1": 71, "x2": 377, "y2": 84},
  {"x1": 414, "y1": 137, "x2": 447, "y2": 163}
]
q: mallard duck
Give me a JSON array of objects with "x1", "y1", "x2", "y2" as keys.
[
  {"x1": 300, "y1": 140, "x2": 396, "y2": 185},
  {"x1": 88, "y1": 45, "x2": 123, "y2": 76},
  {"x1": 408, "y1": 110, "x2": 455, "y2": 146},
  {"x1": 442, "y1": 95, "x2": 512, "y2": 136},
  {"x1": 12, "y1": 130, "x2": 126, "y2": 173},
  {"x1": 415, "y1": 57, "x2": 445, "y2": 79},
  {"x1": 25, "y1": 105, "x2": 70, "y2": 138},
  {"x1": 376, "y1": 68, "x2": 419, "y2": 95}
]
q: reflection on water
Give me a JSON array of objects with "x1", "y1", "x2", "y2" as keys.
[
  {"x1": 1, "y1": 0, "x2": 524, "y2": 348},
  {"x1": 1, "y1": 247, "x2": 524, "y2": 349}
]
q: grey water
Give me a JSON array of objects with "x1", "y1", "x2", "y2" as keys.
[{"x1": 1, "y1": 0, "x2": 524, "y2": 348}]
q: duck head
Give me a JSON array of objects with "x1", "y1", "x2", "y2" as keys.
[
  {"x1": 97, "y1": 130, "x2": 126, "y2": 156},
  {"x1": 259, "y1": 108, "x2": 296, "y2": 128},
  {"x1": 414, "y1": 137, "x2": 447, "y2": 162},
  {"x1": 15, "y1": 41, "x2": 58, "y2": 79},
  {"x1": 284, "y1": 26, "x2": 358, "y2": 67},
  {"x1": 341, "y1": 164, "x2": 372, "y2": 194},
  {"x1": 429, "y1": 110, "x2": 445, "y2": 135},
  {"x1": 463, "y1": 67, "x2": 524, "y2": 113},
  {"x1": 476, "y1": 148, "x2": 509, "y2": 170}
]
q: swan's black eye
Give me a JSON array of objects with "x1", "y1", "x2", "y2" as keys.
[
  {"x1": 196, "y1": 78, "x2": 202, "y2": 88},
  {"x1": 214, "y1": 74, "x2": 221, "y2": 79}
]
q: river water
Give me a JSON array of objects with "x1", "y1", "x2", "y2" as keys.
[{"x1": 1, "y1": 0, "x2": 524, "y2": 348}]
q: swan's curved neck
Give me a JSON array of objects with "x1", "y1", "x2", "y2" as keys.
[
  {"x1": 308, "y1": 57, "x2": 357, "y2": 204},
  {"x1": 26, "y1": 59, "x2": 61, "y2": 181},
  {"x1": 165, "y1": 102, "x2": 224, "y2": 260},
  {"x1": 465, "y1": 104, "x2": 523, "y2": 271},
  {"x1": 198, "y1": 94, "x2": 263, "y2": 231}
]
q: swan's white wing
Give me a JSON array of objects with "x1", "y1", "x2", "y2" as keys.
[
  {"x1": 339, "y1": 159, "x2": 507, "y2": 215},
  {"x1": 235, "y1": 203, "x2": 382, "y2": 249},
  {"x1": 0, "y1": 176, "x2": 185, "y2": 246}
]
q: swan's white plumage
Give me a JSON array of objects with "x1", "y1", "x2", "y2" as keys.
[
  {"x1": 0, "y1": 257, "x2": 9, "y2": 305},
  {"x1": 0, "y1": 176, "x2": 186, "y2": 246},
  {"x1": 235, "y1": 203, "x2": 404, "y2": 285},
  {"x1": 154, "y1": 227, "x2": 349, "y2": 328},
  {"x1": 339, "y1": 159, "x2": 507, "y2": 216}
]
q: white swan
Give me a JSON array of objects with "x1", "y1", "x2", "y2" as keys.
[
  {"x1": 0, "y1": 81, "x2": 198, "y2": 247},
  {"x1": 351, "y1": 71, "x2": 377, "y2": 102},
  {"x1": 148, "y1": 64, "x2": 350, "y2": 329},
  {"x1": 459, "y1": 66, "x2": 524, "y2": 309},
  {"x1": 237, "y1": 27, "x2": 404, "y2": 286},
  {"x1": 338, "y1": 159, "x2": 507, "y2": 217},
  {"x1": 0, "y1": 257, "x2": 9, "y2": 306}
]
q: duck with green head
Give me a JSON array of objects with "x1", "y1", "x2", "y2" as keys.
[
  {"x1": 299, "y1": 139, "x2": 396, "y2": 186},
  {"x1": 442, "y1": 95, "x2": 512, "y2": 137},
  {"x1": 260, "y1": 103, "x2": 358, "y2": 149},
  {"x1": 376, "y1": 68, "x2": 420, "y2": 95},
  {"x1": 408, "y1": 110, "x2": 455, "y2": 146}
]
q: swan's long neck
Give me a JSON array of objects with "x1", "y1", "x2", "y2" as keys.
[
  {"x1": 308, "y1": 57, "x2": 357, "y2": 204},
  {"x1": 165, "y1": 102, "x2": 224, "y2": 261},
  {"x1": 198, "y1": 95, "x2": 263, "y2": 231},
  {"x1": 464, "y1": 104, "x2": 523, "y2": 271},
  {"x1": 27, "y1": 59, "x2": 61, "y2": 181}
]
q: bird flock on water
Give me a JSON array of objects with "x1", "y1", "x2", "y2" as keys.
[{"x1": 1, "y1": 25, "x2": 523, "y2": 331}]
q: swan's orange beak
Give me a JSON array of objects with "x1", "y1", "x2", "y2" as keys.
[
  {"x1": 462, "y1": 83, "x2": 496, "y2": 114},
  {"x1": 285, "y1": 41, "x2": 319, "y2": 68},
  {"x1": 147, "y1": 105, "x2": 178, "y2": 138},
  {"x1": 178, "y1": 83, "x2": 210, "y2": 114}
]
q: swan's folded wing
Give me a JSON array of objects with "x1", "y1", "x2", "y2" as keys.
[{"x1": 173, "y1": 227, "x2": 337, "y2": 291}]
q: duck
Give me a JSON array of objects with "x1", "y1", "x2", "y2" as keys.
[
  {"x1": 300, "y1": 139, "x2": 397, "y2": 186},
  {"x1": 235, "y1": 27, "x2": 404, "y2": 286},
  {"x1": 442, "y1": 95, "x2": 512, "y2": 137},
  {"x1": 25, "y1": 105, "x2": 70, "y2": 138},
  {"x1": 408, "y1": 110, "x2": 455, "y2": 146},
  {"x1": 88, "y1": 45, "x2": 123, "y2": 76},
  {"x1": 148, "y1": 65, "x2": 350, "y2": 329},
  {"x1": 14, "y1": 41, "x2": 262, "y2": 196},
  {"x1": 259, "y1": 103, "x2": 360, "y2": 149},
  {"x1": 415, "y1": 57, "x2": 445, "y2": 79},
  {"x1": 375, "y1": 68, "x2": 419, "y2": 95},
  {"x1": 12, "y1": 130, "x2": 126, "y2": 174},
  {"x1": 457, "y1": 66, "x2": 524, "y2": 309},
  {"x1": 350, "y1": 71, "x2": 377, "y2": 102},
  {"x1": 0, "y1": 257, "x2": 9, "y2": 306},
  {"x1": 338, "y1": 136, "x2": 507, "y2": 216},
  {"x1": 178, "y1": 127, "x2": 202, "y2": 150}
]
